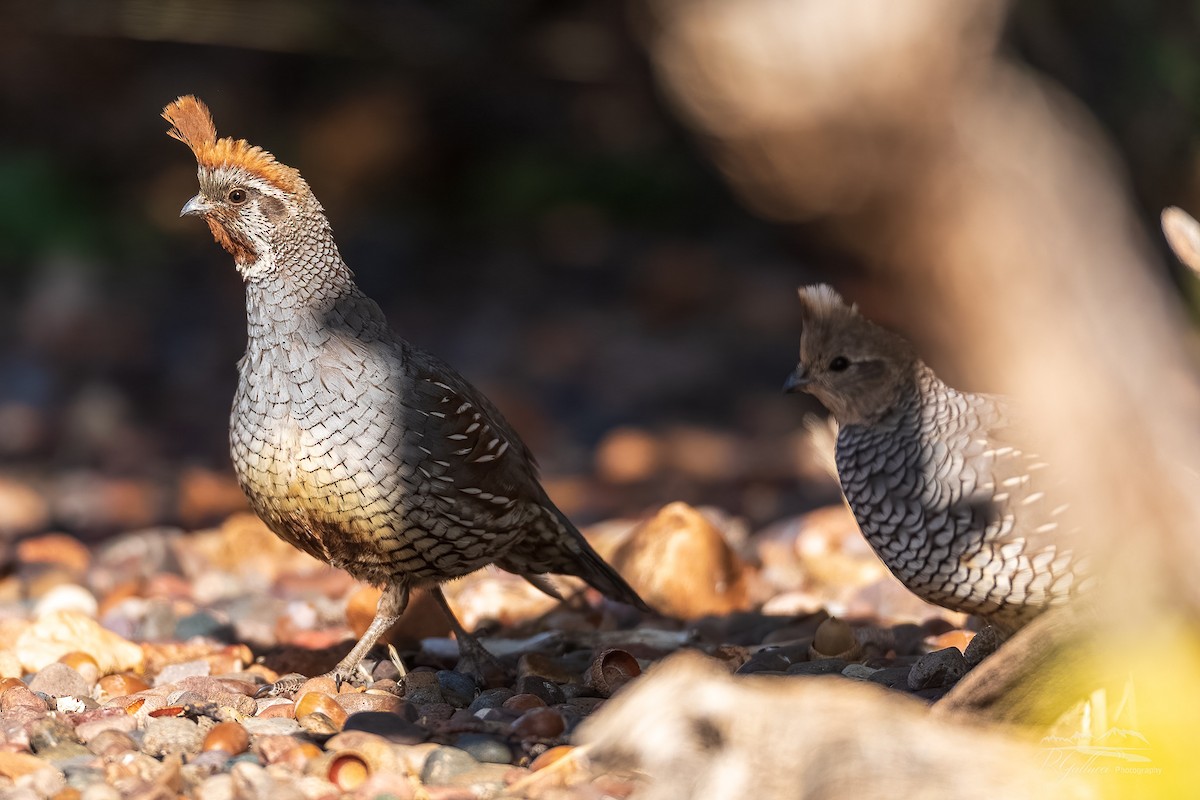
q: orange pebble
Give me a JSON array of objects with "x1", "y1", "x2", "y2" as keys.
[{"x1": 202, "y1": 721, "x2": 250, "y2": 755}]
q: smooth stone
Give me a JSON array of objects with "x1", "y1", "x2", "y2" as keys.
[
  {"x1": 785, "y1": 658, "x2": 848, "y2": 676},
  {"x1": 420, "y1": 746, "x2": 478, "y2": 785},
  {"x1": 455, "y1": 733, "x2": 513, "y2": 764},
  {"x1": 28, "y1": 663, "x2": 91, "y2": 699},
  {"x1": 735, "y1": 650, "x2": 790, "y2": 674},
  {"x1": 175, "y1": 612, "x2": 234, "y2": 641},
  {"x1": 343, "y1": 711, "x2": 429, "y2": 745},
  {"x1": 467, "y1": 688, "x2": 514, "y2": 714},
  {"x1": 908, "y1": 647, "x2": 969, "y2": 690},
  {"x1": 241, "y1": 717, "x2": 301, "y2": 737},
  {"x1": 437, "y1": 670, "x2": 478, "y2": 708},
  {"x1": 865, "y1": 666, "x2": 912, "y2": 689},
  {"x1": 155, "y1": 660, "x2": 211, "y2": 687},
  {"x1": 841, "y1": 664, "x2": 879, "y2": 680},
  {"x1": 513, "y1": 676, "x2": 563, "y2": 705}
]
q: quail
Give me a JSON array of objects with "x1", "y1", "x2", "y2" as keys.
[
  {"x1": 784, "y1": 285, "x2": 1087, "y2": 632},
  {"x1": 162, "y1": 96, "x2": 647, "y2": 687}
]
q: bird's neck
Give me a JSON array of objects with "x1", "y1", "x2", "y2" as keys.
[{"x1": 242, "y1": 213, "x2": 388, "y2": 345}]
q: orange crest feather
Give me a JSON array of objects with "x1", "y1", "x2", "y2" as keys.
[{"x1": 162, "y1": 95, "x2": 303, "y2": 194}]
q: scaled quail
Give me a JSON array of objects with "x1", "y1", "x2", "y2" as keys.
[
  {"x1": 784, "y1": 285, "x2": 1089, "y2": 632},
  {"x1": 162, "y1": 96, "x2": 647, "y2": 687}
]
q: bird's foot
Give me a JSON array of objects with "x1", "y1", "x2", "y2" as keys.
[
  {"x1": 255, "y1": 663, "x2": 372, "y2": 698},
  {"x1": 255, "y1": 672, "x2": 308, "y2": 698}
]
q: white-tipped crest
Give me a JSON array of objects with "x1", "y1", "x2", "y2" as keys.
[{"x1": 797, "y1": 284, "x2": 857, "y2": 320}]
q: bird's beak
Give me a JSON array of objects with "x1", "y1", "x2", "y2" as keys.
[
  {"x1": 783, "y1": 366, "x2": 811, "y2": 394},
  {"x1": 180, "y1": 194, "x2": 211, "y2": 218}
]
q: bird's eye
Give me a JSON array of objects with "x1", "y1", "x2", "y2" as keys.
[
  {"x1": 227, "y1": 188, "x2": 248, "y2": 204},
  {"x1": 828, "y1": 356, "x2": 851, "y2": 372}
]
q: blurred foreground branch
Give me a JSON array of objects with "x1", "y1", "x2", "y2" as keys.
[{"x1": 588, "y1": 0, "x2": 1200, "y2": 794}]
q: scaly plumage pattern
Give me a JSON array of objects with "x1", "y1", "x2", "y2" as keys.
[
  {"x1": 164, "y1": 96, "x2": 646, "y2": 686},
  {"x1": 785, "y1": 285, "x2": 1087, "y2": 631}
]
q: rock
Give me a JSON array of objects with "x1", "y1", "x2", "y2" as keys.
[
  {"x1": 16, "y1": 609, "x2": 144, "y2": 674},
  {"x1": 32, "y1": 584, "x2": 98, "y2": 618},
  {"x1": 242, "y1": 717, "x2": 302, "y2": 737},
  {"x1": 74, "y1": 711, "x2": 138, "y2": 743},
  {"x1": 514, "y1": 676, "x2": 564, "y2": 705},
  {"x1": 175, "y1": 611, "x2": 234, "y2": 640},
  {"x1": 609, "y1": 502, "x2": 750, "y2": 619},
  {"x1": 467, "y1": 688, "x2": 514, "y2": 714},
  {"x1": 28, "y1": 663, "x2": 91, "y2": 698},
  {"x1": 403, "y1": 670, "x2": 444, "y2": 705},
  {"x1": 907, "y1": 648, "x2": 968, "y2": 690},
  {"x1": 841, "y1": 664, "x2": 879, "y2": 680},
  {"x1": 333, "y1": 691, "x2": 407, "y2": 717},
  {"x1": 512, "y1": 707, "x2": 566, "y2": 740},
  {"x1": 142, "y1": 716, "x2": 203, "y2": 758},
  {"x1": 455, "y1": 733, "x2": 513, "y2": 764},
  {"x1": 963, "y1": 625, "x2": 1004, "y2": 668},
  {"x1": 421, "y1": 746, "x2": 478, "y2": 785},
  {"x1": 595, "y1": 427, "x2": 661, "y2": 483},
  {"x1": 437, "y1": 670, "x2": 478, "y2": 708},
  {"x1": 786, "y1": 658, "x2": 847, "y2": 676},
  {"x1": 343, "y1": 711, "x2": 428, "y2": 745},
  {"x1": 865, "y1": 666, "x2": 913, "y2": 689},
  {"x1": 154, "y1": 659, "x2": 211, "y2": 686},
  {"x1": 0, "y1": 478, "x2": 50, "y2": 537}
]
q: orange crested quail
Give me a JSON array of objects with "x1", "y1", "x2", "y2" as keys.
[
  {"x1": 784, "y1": 285, "x2": 1090, "y2": 633},
  {"x1": 162, "y1": 96, "x2": 647, "y2": 690}
]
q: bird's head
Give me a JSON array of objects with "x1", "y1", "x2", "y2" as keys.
[
  {"x1": 163, "y1": 95, "x2": 320, "y2": 276},
  {"x1": 784, "y1": 284, "x2": 918, "y2": 425}
]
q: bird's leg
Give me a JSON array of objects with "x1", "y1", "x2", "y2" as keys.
[
  {"x1": 257, "y1": 583, "x2": 409, "y2": 698},
  {"x1": 430, "y1": 586, "x2": 508, "y2": 685},
  {"x1": 328, "y1": 583, "x2": 410, "y2": 685}
]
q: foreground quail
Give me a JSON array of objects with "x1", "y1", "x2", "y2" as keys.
[
  {"x1": 784, "y1": 285, "x2": 1088, "y2": 632},
  {"x1": 162, "y1": 96, "x2": 647, "y2": 686}
]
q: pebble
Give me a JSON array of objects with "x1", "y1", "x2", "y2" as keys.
[
  {"x1": 16, "y1": 609, "x2": 145, "y2": 674},
  {"x1": 514, "y1": 676, "x2": 564, "y2": 705},
  {"x1": 142, "y1": 716, "x2": 204, "y2": 758},
  {"x1": 403, "y1": 671, "x2": 445, "y2": 705},
  {"x1": 907, "y1": 647, "x2": 969, "y2": 690},
  {"x1": 455, "y1": 733, "x2": 513, "y2": 764},
  {"x1": 512, "y1": 707, "x2": 566, "y2": 740},
  {"x1": 786, "y1": 658, "x2": 848, "y2": 676},
  {"x1": 154, "y1": 659, "x2": 211, "y2": 686},
  {"x1": 437, "y1": 670, "x2": 478, "y2": 707},
  {"x1": 343, "y1": 711, "x2": 429, "y2": 744},
  {"x1": 32, "y1": 584, "x2": 98, "y2": 618},
  {"x1": 840, "y1": 664, "x2": 879, "y2": 680},
  {"x1": 865, "y1": 666, "x2": 912, "y2": 689},
  {"x1": 421, "y1": 746, "x2": 479, "y2": 785},
  {"x1": 963, "y1": 626, "x2": 1004, "y2": 667},
  {"x1": 241, "y1": 717, "x2": 301, "y2": 737},
  {"x1": 467, "y1": 688, "x2": 514, "y2": 713},
  {"x1": 28, "y1": 663, "x2": 91, "y2": 699},
  {"x1": 179, "y1": 606, "x2": 234, "y2": 639}
]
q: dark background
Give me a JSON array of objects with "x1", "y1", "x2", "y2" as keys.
[{"x1": 1, "y1": 0, "x2": 1198, "y2": 536}]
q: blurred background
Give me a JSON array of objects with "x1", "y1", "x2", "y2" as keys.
[{"x1": 1, "y1": 0, "x2": 1198, "y2": 540}]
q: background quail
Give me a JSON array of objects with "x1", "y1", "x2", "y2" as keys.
[
  {"x1": 162, "y1": 95, "x2": 647, "y2": 686},
  {"x1": 784, "y1": 285, "x2": 1087, "y2": 632}
]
